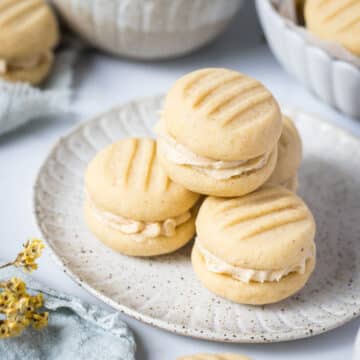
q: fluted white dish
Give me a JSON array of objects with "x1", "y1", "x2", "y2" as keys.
[
  {"x1": 34, "y1": 96, "x2": 360, "y2": 342},
  {"x1": 255, "y1": 0, "x2": 360, "y2": 118},
  {"x1": 50, "y1": 0, "x2": 243, "y2": 59}
]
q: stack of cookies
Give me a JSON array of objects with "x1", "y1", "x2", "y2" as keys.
[{"x1": 84, "y1": 68, "x2": 316, "y2": 305}]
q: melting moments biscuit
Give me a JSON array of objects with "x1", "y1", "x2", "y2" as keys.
[
  {"x1": 267, "y1": 116, "x2": 302, "y2": 191},
  {"x1": 305, "y1": 0, "x2": 360, "y2": 56},
  {"x1": 192, "y1": 185, "x2": 316, "y2": 305},
  {"x1": 157, "y1": 68, "x2": 282, "y2": 197},
  {"x1": 0, "y1": 0, "x2": 59, "y2": 85},
  {"x1": 84, "y1": 138, "x2": 200, "y2": 257}
]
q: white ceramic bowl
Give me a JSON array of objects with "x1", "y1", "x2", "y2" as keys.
[
  {"x1": 51, "y1": 0, "x2": 243, "y2": 60},
  {"x1": 255, "y1": 0, "x2": 360, "y2": 118}
]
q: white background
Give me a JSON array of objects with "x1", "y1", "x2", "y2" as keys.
[{"x1": 1, "y1": 2, "x2": 359, "y2": 359}]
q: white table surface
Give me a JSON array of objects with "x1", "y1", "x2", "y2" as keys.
[{"x1": 1, "y1": 2, "x2": 359, "y2": 359}]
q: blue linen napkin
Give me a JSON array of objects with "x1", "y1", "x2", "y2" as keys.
[
  {"x1": 0, "y1": 36, "x2": 82, "y2": 136},
  {"x1": 0, "y1": 267, "x2": 136, "y2": 360}
]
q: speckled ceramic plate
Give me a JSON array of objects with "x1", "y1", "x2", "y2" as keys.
[{"x1": 34, "y1": 96, "x2": 360, "y2": 343}]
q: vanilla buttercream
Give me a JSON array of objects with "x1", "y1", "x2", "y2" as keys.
[
  {"x1": 88, "y1": 194, "x2": 192, "y2": 238},
  {"x1": 156, "y1": 124, "x2": 271, "y2": 180},
  {"x1": 196, "y1": 241, "x2": 314, "y2": 283}
]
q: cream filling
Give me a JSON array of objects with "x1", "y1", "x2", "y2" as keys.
[
  {"x1": 156, "y1": 124, "x2": 270, "y2": 180},
  {"x1": 88, "y1": 195, "x2": 191, "y2": 239},
  {"x1": 0, "y1": 53, "x2": 44, "y2": 74},
  {"x1": 196, "y1": 241, "x2": 313, "y2": 283}
]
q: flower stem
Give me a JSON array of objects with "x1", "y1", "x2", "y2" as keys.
[{"x1": 0, "y1": 262, "x2": 14, "y2": 269}]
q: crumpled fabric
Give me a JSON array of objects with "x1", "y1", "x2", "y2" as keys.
[
  {"x1": 0, "y1": 267, "x2": 136, "y2": 360},
  {"x1": 0, "y1": 37, "x2": 82, "y2": 137}
]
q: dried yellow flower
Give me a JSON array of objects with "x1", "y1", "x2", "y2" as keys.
[
  {"x1": 29, "y1": 294, "x2": 44, "y2": 309},
  {"x1": 0, "y1": 321, "x2": 11, "y2": 338},
  {"x1": 16, "y1": 297, "x2": 32, "y2": 314},
  {"x1": 0, "y1": 319, "x2": 25, "y2": 339},
  {"x1": 31, "y1": 312, "x2": 49, "y2": 330},
  {"x1": 0, "y1": 291, "x2": 17, "y2": 312},
  {"x1": 13, "y1": 239, "x2": 45, "y2": 273},
  {"x1": 1, "y1": 278, "x2": 27, "y2": 296},
  {"x1": 6, "y1": 321, "x2": 24, "y2": 337},
  {"x1": 0, "y1": 239, "x2": 48, "y2": 339},
  {"x1": 0, "y1": 279, "x2": 48, "y2": 339}
]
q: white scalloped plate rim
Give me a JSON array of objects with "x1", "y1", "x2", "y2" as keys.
[{"x1": 33, "y1": 95, "x2": 360, "y2": 343}]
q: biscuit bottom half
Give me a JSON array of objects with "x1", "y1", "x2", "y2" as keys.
[
  {"x1": 267, "y1": 174, "x2": 298, "y2": 192},
  {"x1": 191, "y1": 245, "x2": 316, "y2": 305},
  {"x1": 0, "y1": 51, "x2": 54, "y2": 85},
  {"x1": 84, "y1": 201, "x2": 196, "y2": 257}
]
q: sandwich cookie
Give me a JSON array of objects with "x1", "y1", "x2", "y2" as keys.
[
  {"x1": 192, "y1": 185, "x2": 316, "y2": 305},
  {"x1": 0, "y1": 0, "x2": 59, "y2": 85},
  {"x1": 84, "y1": 138, "x2": 200, "y2": 257},
  {"x1": 267, "y1": 116, "x2": 302, "y2": 191},
  {"x1": 157, "y1": 68, "x2": 282, "y2": 197},
  {"x1": 305, "y1": 0, "x2": 360, "y2": 56},
  {"x1": 177, "y1": 354, "x2": 251, "y2": 360}
]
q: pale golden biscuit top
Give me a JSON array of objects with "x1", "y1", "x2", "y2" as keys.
[
  {"x1": 305, "y1": 0, "x2": 360, "y2": 56},
  {"x1": 268, "y1": 116, "x2": 302, "y2": 185},
  {"x1": 85, "y1": 138, "x2": 200, "y2": 222},
  {"x1": 162, "y1": 68, "x2": 282, "y2": 161},
  {"x1": 196, "y1": 185, "x2": 316, "y2": 270},
  {"x1": 0, "y1": 0, "x2": 59, "y2": 60},
  {"x1": 177, "y1": 354, "x2": 251, "y2": 360}
]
